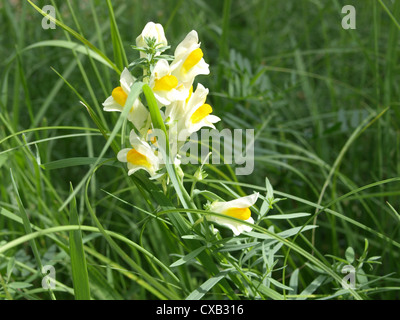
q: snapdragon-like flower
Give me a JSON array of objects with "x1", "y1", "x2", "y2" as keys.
[
  {"x1": 149, "y1": 59, "x2": 188, "y2": 106},
  {"x1": 207, "y1": 193, "x2": 259, "y2": 236},
  {"x1": 166, "y1": 84, "x2": 219, "y2": 132},
  {"x1": 117, "y1": 130, "x2": 161, "y2": 177},
  {"x1": 164, "y1": 83, "x2": 220, "y2": 159},
  {"x1": 103, "y1": 68, "x2": 150, "y2": 134},
  {"x1": 182, "y1": 83, "x2": 220, "y2": 134},
  {"x1": 136, "y1": 22, "x2": 168, "y2": 58},
  {"x1": 171, "y1": 30, "x2": 210, "y2": 86}
]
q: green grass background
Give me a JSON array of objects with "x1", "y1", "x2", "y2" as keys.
[{"x1": 0, "y1": 0, "x2": 399, "y2": 300}]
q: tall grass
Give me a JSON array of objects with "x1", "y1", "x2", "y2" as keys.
[{"x1": 0, "y1": 0, "x2": 399, "y2": 300}]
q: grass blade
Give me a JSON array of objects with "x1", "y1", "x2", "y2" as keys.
[
  {"x1": 26, "y1": 0, "x2": 120, "y2": 74},
  {"x1": 170, "y1": 246, "x2": 206, "y2": 268},
  {"x1": 58, "y1": 81, "x2": 144, "y2": 212},
  {"x1": 186, "y1": 272, "x2": 227, "y2": 300},
  {"x1": 9, "y1": 169, "x2": 56, "y2": 300},
  {"x1": 106, "y1": 0, "x2": 128, "y2": 71},
  {"x1": 69, "y1": 184, "x2": 91, "y2": 300}
]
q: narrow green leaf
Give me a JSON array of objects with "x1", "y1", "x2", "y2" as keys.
[
  {"x1": 245, "y1": 225, "x2": 318, "y2": 240},
  {"x1": 106, "y1": 0, "x2": 128, "y2": 70},
  {"x1": 26, "y1": 0, "x2": 120, "y2": 74},
  {"x1": 296, "y1": 275, "x2": 327, "y2": 300},
  {"x1": 69, "y1": 184, "x2": 91, "y2": 300},
  {"x1": 22, "y1": 40, "x2": 115, "y2": 69},
  {"x1": 266, "y1": 213, "x2": 311, "y2": 220},
  {"x1": 289, "y1": 268, "x2": 299, "y2": 296},
  {"x1": 42, "y1": 157, "x2": 120, "y2": 171},
  {"x1": 58, "y1": 81, "x2": 144, "y2": 212},
  {"x1": 378, "y1": 0, "x2": 400, "y2": 31},
  {"x1": 6, "y1": 257, "x2": 15, "y2": 280},
  {"x1": 10, "y1": 169, "x2": 56, "y2": 300},
  {"x1": 265, "y1": 278, "x2": 293, "y2": 292},
  {"x1": 8, "y1": 282, "x2": 33, "y2": 290},
  {"x1": 252, "y1": 279, "x2": 284, "y2": 300},
  {"x1": 170, "y1": 246, "x2": 206, "y2": 267},
  {"x1": 217, "y1": 241, "x2": 259, "y2": 252},
  {"x1": 186, "y1": 272, "x2": 227, "y2": 300}
]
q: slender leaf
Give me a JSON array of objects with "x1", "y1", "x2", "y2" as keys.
[
  {"x1": 170, "y1": 246, "x2": 206, "y2": 268},
  {"x1": 69, "y1": 184, "x2": 91, "y2": 300}
]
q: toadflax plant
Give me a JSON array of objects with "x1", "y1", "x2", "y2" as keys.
[{"x1": 103, "y1": 22, "x2": 259, "y2": 237}]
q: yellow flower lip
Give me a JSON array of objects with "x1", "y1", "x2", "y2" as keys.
[
  {"x1": 223, "y1": 207, "x2": 251, "y2": 221},
  {"x1": 190, "y1": 103, "x2": 212, "y2": 124},
  {"x1": 127, "y1": 148, "x2": 151, "y2": 168},
  {"x1": 153, "y1": 75, "x2": 178, "y2": 91},
  {"x1": 183, "y1": 48, "x2": 203, "y2": 71},
  {"x1": 185, "y1": 85, "x2": 193, "y2": 104},
  {"x1": 112, "y1": 86, "x2": 128, "y2": 106}
]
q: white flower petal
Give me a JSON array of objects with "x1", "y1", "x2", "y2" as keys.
[
  {"x1": 207, "y1": 193, "x2": 258, "y2": 235},
  {"x1": 127, "y1": 165, "x2": 155, "y2": 177},
  {"x1": 102, "y1": 96, "x2": 123, "y2": 112},
  {"x1": 171, "y1": 31, "x2": 209, "y2": 84},
  {"x1": 117, "y1": 148, "x2": 131, "y2": 163},
  {"x1": 129, "y1": 129, "x2": 146, "y2": 148},
  {"x1": 187, "y1": 83, "x2": 208, "y2": 107},
  {"x1": 174, "y1": 30, "x2": 199, "y2": 57},
  {"x1": 153, "y1": 91, "x2": 174, "y2": 106},
  {"x1": 127, "y1": 99, "x2": 150, "y2": 133},
  {"x1": 181, "y1": 58, "x2": 210, "y2": 82},
  {"x1": 120, "y1": 130, "x2": 161, "y2": 178},
  {"x1": 136, "y1": 22, "x2": 167, "y2": 55},
  {"x1": 120, "y1": 68, "x2": 135, "y2": 94},
  {"x1": 209, "y1": 215, "x2": 254, "y2": 236},
  {"x1": 130, "y1": 130, "x2": 160, "y2": 164},
  {"x1": 152, "y1": 59, "x2": 171, "y2": 80},
  {"x1": 206, "y1": 115, "x2": 221, "y2": 124},
  {"x1": 211, "y1": 193, "x2": 259, "y2": 213}
]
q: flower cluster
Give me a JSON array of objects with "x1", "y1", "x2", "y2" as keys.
[
  {"x1": 103, "y1": 22, "x2": 218, "y2": 178},
  {"x1": 102, "y1": 22, "x2": 258, "y2": 236}
]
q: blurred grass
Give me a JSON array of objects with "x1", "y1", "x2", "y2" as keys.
[{"x1": 0, "y1": 0, "x2": 400, "y2": 300}]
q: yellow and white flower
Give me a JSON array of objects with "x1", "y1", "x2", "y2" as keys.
[
  {"x1": 117, "y1": 130, "x2": 161, "y2": 177},
  {"x1": 182, "y1": 83, "x2": 220, "y2": 134},
  {"x1": 170, "y1": 30, "x2": 209, "y2": 85},
  {"x1": 163, "y1": 83, "x2": 219, "y2": 157},
  {"x1": 207, "y1": 193, "x2": 259, "y2": 236},
  {"x1": 149, "y1": 59, "x2": 188, "y2": 106},
  {"x1": 136, "y1": 22, "x2": 168, "y2": 57},
  {"x1": 103, "y1": 68, "x2": 150, "y2": 134}
]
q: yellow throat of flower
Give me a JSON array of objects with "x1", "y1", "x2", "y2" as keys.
[
  {"x1": 224, "y1": 207, "x2": 251, "y2": 221},
  {"x1": 185, "y1": 86, "x2": 193, "y2": 104},
  {"x1": 112, "y1": 86, "x2": 128, "y2": 106},
  {"x1": 153, "y1": 75, "x2": 178, "y2": 91},
  {"x1": 127, "y1": 148, "x2": 151, "y2": 168},
  {"x1": 190, "y1": 104, "x2": 212, "y2": 124},
  {"x1": 183, "y1": 48, "x2": 203, "y2": 72}
]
